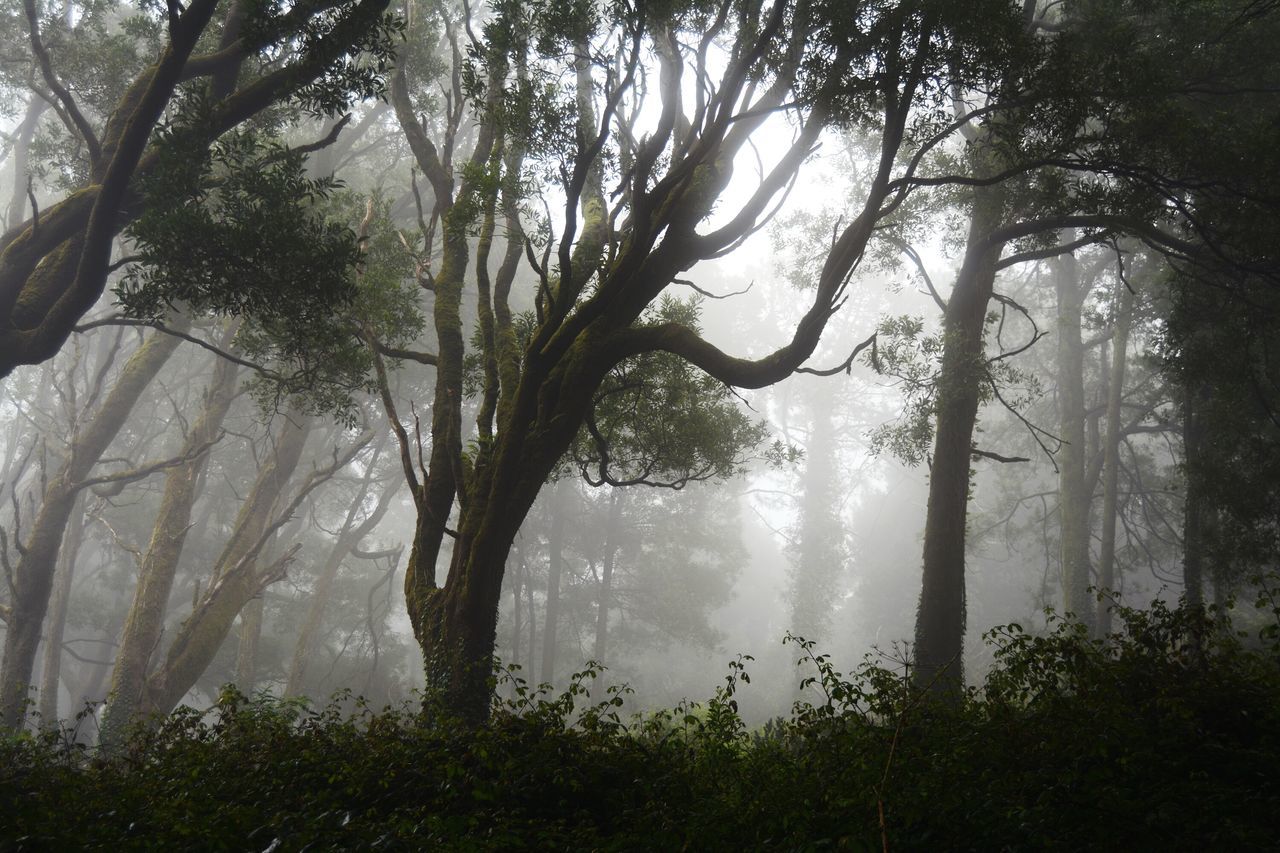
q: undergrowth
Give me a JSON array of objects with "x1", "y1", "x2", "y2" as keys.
[{"x1": 3, "y1": 599, "x2": 1278, "y2": 851}]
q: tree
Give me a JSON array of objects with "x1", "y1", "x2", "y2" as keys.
[
  {"x1": 0, "y1": 324, "x2": 183, "y2": 728},
  {"x1": 98, "y1": 337, "x2": 239, "y2": 744},
  {"x1": 0, "y1": 0, "x2": 399, "y2": 376},
  {"x1": 370, "y1": 0, "x2": 1029, "y2": 720},
  {"x1": 907, "y1": 0, "x2": 1280, "y2": 693}
]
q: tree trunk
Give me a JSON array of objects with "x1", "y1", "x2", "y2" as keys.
[
  {"x1": 913, "y1": 179, "x2": 1004, "y2": 696},
  {"x1": 233, "y1": 598, "x2": 263, "y2": 693},
  {"x1": 1054, "y1": 247, "x2": 1096, "y2": 632},
  {"x1": 36, "y1": 492, "x2": 86, "y2": 726},
  {"x1": 284, "y1": 455, "x2": 398, "y2": 699},
  {"x1": 140, "y1": 413, "x2": 312, "y2": 717},
  {"x1": 510, "y1": 543, "x2": 524, "y2": 671},
  {"x1": 6, "y1": 99, "x2": 48, "y2": 231},
  {"x1": 100, "y1": 349, "x2": 237, "y2": 744},
  {"x1": 540, "y1": 482, "x2": 570, "y2": 688},
  {"x1": 1097, "y1": 277, "x2": 1133, "y2": 636},
  {"x1": 593, "y1": 489, "x2": 624, "y2": 673},
  {"x1": 0, "y1": 325, "x2": 184, "y2": 729},
  {"x1": 1182, "y1": 383, "x2": 1206, "y2": 610},
  {"x1": 788, "y1": 396, "x2": 842, "y2": 642}
]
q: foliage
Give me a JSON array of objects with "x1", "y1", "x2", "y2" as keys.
[
  {"x1": 571, "y1": 297, "x2": 772, "y2": 488},
  {"x1": 4, "y1": 600, "x2": 1278, "y2": 850}
]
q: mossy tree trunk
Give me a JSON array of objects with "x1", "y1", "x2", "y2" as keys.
[
  {"x1": 0, "y1": 0, "x2": 393, "y2": 376},
  {"x1": 100, "y1": 345, "x2": 238, "y2": 744},
  {"x1": 137, "y1": 413, "x2": 323, "y2": 718}
]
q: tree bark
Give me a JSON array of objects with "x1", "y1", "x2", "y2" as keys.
[
  {"x1": 1054, "y1": 246, "x2": 1096, "y2": 632},
  {"x1": 233, "y1": 597, "x2": 263, "y2": 693},
  {"x1": 593, "y1": 489, "x2": 624, "y2": 674},
  {"x1": 139, "y1": 413, "x2": 312, "y2": 717},
  {"x1": 1097, "y1": 276, "x2": 1133, "y2": 636},
  {"x1": 100, "y1": 347, "x2": 237, "y2": 744},
  {"x1": 913, "y1": 178, "x2": 1004, "y2": 696},
  {"x1": 36, "y1": 491, "x2": 85, "y2": 726},
  {"x1": 0, "y1": 325, "x2": 184, "y2": 729},
  {"x1": 540, "y1": 482, "x2": 570, "y2": 688}
]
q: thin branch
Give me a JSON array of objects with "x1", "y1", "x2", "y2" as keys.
[
  {"x1": 885, "y1": 235, "x2": 946, "y2": 311},
  {"x1": 988, "y1": 375, "x2": 1064, "y2": 471},
  {"x1": 369, "y1": 338, "x2": 438, "y2": 366},
  {"x1": 671, "y1": 278, "x2": 754, "y2": 300},
  {"x1": 22, "y1": 0, "x2": 102, "y2": 163},
  {"x1": 971, "y1": 448, "x2": 1030, "y2": 463},
  {"x1": 72, "y1": 431, "x2": 223, "y2": 492},
  {"x1": 794, "y1": 332, "x2": 878, "y2": 376},
  {"x1": 72, "y1": 317, "x2": 277, "y2": 377}
]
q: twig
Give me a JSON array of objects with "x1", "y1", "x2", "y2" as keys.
[{"x1": 794, "y1": 332, "x2": 878, "y2": 376}]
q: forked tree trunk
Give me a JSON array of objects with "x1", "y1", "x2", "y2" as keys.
[{"x1": 139, "y1": 413, "x2": 312, "y2": 718}]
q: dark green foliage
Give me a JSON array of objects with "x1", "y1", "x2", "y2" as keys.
[
  {"x1": 118, "y1": 125, "x2": 360, "y2": 329},
  {"x1": 572, "y1": 297, "x2": 772, "y2": 488},
  {"x1": 4, "y1": 600, "x2": 1278, "y2": 850}
]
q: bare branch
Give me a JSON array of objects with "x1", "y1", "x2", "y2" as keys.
[
  {"x1": 72, "y1": 431, "x2": 224, "y2": 492},
  {"x1": 670, "y1": 278, "x2": 754, "y2": 300},
  {"x1": 971, "y1": 448, "x2": 1030, "y2": 464},
  {"x1": 22, "y1": 0, "x2": 101, "y2": 163},
  {"x1": 794, "y1": 332, "x2": 878, "y2": 377}
]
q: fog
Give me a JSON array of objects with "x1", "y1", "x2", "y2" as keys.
[{"x1": 0, "y1": 0, "x2": 1247, "y2": 738}]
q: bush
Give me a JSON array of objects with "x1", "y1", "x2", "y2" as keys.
[{"x1": 3, "y1": 600, "x2": 1278, "y2": 850}]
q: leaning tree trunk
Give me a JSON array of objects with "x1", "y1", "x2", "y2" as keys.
[
  {"x1": 1054, "y1": 246, "x2": 1096, "y2": 632},
  {"x1": 99, "y1": 348, "x2": 237, "y2": 745},
  {"x1": 1096, "y1": 277, "x2": 1133, "y2": 636},
  {"x1": 139, "y1": 413, "x2": 313, "y2": 718},
  {"x1": 0, "y1": 325, "x2": 184, "y2": 729},
  {"x1": 913, "y1": 179, "x2": 1004, "y2": 697}
]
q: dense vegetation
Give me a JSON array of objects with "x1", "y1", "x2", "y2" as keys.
[{"x1": 5, "y1": 598, "x2": 1278, "y2": 850}]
